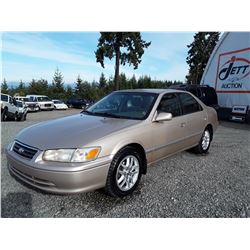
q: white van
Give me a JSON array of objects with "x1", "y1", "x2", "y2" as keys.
[
  {"x1": 26, "y1": 95, "x2": 54, "y2": 111},
  {"x1": 15, "y1": 96, "x2": 40, "y2": 112}
]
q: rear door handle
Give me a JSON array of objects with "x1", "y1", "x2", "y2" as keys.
[{"x1": 180, "y1": 122, "x2": 186, "y2": 127}]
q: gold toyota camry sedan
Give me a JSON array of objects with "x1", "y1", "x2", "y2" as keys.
[{"x1": 6, "y1": 89, "x2": 218, "y2": 197}]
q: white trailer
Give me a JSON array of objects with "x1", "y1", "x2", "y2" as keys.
[{"x1": 201, "y1": 32, "x2": 250, "y2": 122}]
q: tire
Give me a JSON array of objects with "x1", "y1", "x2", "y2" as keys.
[
  {"x1": 1, "y1": 108, "x2": 8, "y2": 121},
  {"x1": 105, "y1": 146, "x2": 142, "y2": 197},
  {"x1": 14, "y1": 112, "x2": 19, "y2": 121},
  {"x1": 23, "y1": 114, "x2": 27, "y2": 121},
  {"x1": 192, "y1": 128, "x2": 212, "y2": 154}
]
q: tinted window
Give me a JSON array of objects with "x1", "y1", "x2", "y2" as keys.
[
  {"x1": 188, "y1": 88, "x2": 198, "y2": 96},
  {"x1": 1, "y1": 94, "x2": 8, "y2": 102},
  {"x1": 202, "y1": 88, "x2": 218, "y2": 105},
  {"x1": 37, "y1": 96, "x2": 51, "y2": 101},
  {"x1": 157, "y1": 93, "x2": 182, "y2": 117},
  {"x1": 179, "y1": 93, "x2": 202, "y2": 115},
  {"x1": 29, "y1": 96, "x2": 37, "y2": 101}
]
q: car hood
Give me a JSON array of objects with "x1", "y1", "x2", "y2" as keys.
[
  {"x1": 25, "y1": 101, "x2": 37, "y2": 105},
  {"x1": 15, "y1": 114, "x2": 141, "y2": 150}
]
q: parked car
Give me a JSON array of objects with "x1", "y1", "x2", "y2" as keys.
[
  {"x1": 15, "y1": 96, "x2": 40, "y2": 112},
  {"x1": 6, "y1": 89, "x2": 218, "y2": 197},
  {"x1": 15, "y1": 100, "x2": 28, "y2": 121},
  {"x1": 26, "y1": 95, "x2": 54, "y2": 111},
  {"x1": 168, "y1": 84, "x2": 219, "y2": 110},
  {"x1": 1, "y1": 94, "x2": 19, "y2": 121},
  {"x1": 66, "y1": 96, "x2": 89, "y2": 109},
  {"x1": 52, "y1": 100, "x2": 68, "y2": 110}
]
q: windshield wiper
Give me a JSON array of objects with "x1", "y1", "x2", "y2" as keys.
[
  {"x1": 81, "y1": 110, "x2": 94, "y2": 115},
  {"x1": 81, "y1": 110, "x2": 124, "y2": 118},
  {"x1": 92, "y1": 112, "x2": 124, "y2": 118}
]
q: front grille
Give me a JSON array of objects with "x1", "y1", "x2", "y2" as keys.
[
  {"x1": 13, "y1": 142, "x2": 38, "y2": 159},
  {"x1": 44, "y1": 104, "x2": 51, "y2": 107},
  {"x1": 27, "y1": 104, "x2": 36, "y2": 108}
]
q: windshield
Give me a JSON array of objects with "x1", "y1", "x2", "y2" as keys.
[
  {"x1": 87, "y1": 92, "x2": 158, "y2": 120},
  {"x1": 37, "y1": 96, "x2": 51, "y2": 102},
  {"x1": 54, "y1": 100, "x2": 63, "y2": 104},
  {"x1": 16, "y1": 101, "x2": 23, "y2": 107}
]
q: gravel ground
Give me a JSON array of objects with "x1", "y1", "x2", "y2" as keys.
[{"x1": 1, "y1": 109, "x2": 250, "y2": 218}]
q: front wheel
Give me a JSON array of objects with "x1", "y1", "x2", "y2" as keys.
[
  {"x1": 1, "y1": 109, "x2": 8, "y2": 121},
  {"x1": 193, "y1": 128, "x2": 212, "y2": 154},
  {"x1": 105, "y1": 147, "x2": 142, "y2": 197}
]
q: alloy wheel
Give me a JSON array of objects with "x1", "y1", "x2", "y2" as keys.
[{"x1": 116, "y1": 155, "x2": 140, "y2": 191}]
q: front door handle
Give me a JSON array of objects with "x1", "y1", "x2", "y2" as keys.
[{"x1": 180, "y1": 122, "x2": 186, "y2": 127}]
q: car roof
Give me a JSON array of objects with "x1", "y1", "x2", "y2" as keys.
[
  {"x1": 26, "y1": 95, "x2": 47, "y2": 97},
  {"x1": 115, "y1": 88, "x2": 186, "y2": 94},
  {"x1": 169, "y1": 84, "x2": 213, "y2": 89}
]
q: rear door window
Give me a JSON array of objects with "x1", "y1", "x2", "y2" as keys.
[
  {"x1": 1, "y1": 94, "x2": 8, "y2": 102},
  {"x1": 178, "y1": 93, "x2": 202, "y2": 115}
]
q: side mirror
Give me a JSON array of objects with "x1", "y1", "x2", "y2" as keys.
[{"x1": 154, "y1": 112, "x2": 172, "y2": 122}]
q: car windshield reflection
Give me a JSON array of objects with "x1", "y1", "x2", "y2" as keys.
[{"x1": 86, "y1": 92, "x2": 158, "y2": 120}]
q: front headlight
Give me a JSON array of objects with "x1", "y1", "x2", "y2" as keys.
[{"x1": 42, "y1": 147, "x2": 101, "y2": 163}]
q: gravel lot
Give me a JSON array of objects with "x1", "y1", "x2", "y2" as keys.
[{"x1": 1, "y1": 109, "x2": 250, "y2": 218}]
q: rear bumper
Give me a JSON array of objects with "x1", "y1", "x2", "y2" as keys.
[{"x1": 6, "y1": 148, "x2": 111, "y2": 194}]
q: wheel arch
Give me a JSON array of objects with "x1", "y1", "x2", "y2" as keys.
[{"x1": 113, "y1": 142, "x2": 148, "y2": 175}]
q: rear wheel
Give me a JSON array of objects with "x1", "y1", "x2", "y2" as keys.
[
  {"x1": 193, "y1": 128, "x2": 212, "y2": 154},
  {"x1": 105, "y1": 147, "x2": 142, "y2": 197}
]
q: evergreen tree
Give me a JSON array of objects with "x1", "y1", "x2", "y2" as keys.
[
  {"x1": 128, "y1": 75, "x2": 137, "y2": 89},
  {"x1": 1, "y1": 78, "x2": 8, "y2": 94},
  {"x1": 75, "y1": 75, "x2": 83, "y2": 97},
  {"x1": 99, "y1": 72, "x2": 107, "y2": 89},
  {"x1": 95, "y1": 32, "x2": 151, "y2": 90},
  {"x1": 16, "y1": 80, "x2": 26, "y2": 96},
  {"x1": 28, "y1": 79, "x2": 48, "y2": 95},
  {"x1": 186, "y1": 32, "x2": 220, "y2": 84},
  {"x1": 74, "y1": 75, "x2": 92, "y2": 100},
  {"x1": 119, "y1": 73, "x2": 127, "y2": 89},
  {"x1": 52, "y1": 68, "x2": 64, "y2": 95},
  {"x1": 65, "y1": 85, "x2": 73, "y2": 100}
]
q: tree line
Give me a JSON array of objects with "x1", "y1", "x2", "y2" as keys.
[{"x1": 1, "y1": 70, "x2": 183, "y2": 102}]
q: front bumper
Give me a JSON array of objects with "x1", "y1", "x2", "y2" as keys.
[
  {"x1": 40, "y1": 106, "x2": 54, "y2": 110},
  {"x1": 6, "y1": 147, "x2": 111, "y2": 194},
  {"x1": 27, "y1": 106, "x2": 39, "y2": 112}
]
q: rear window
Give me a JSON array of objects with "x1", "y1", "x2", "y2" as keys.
[
  {"x1": 179, "y1": 93, "x2": 202, "y2": 115},
  {"x1": 1, "y1": 94, "x2": 8, "y2": 102},
  {"x1": 202, "y1": 88, "x2": 218, "y2": 105}
]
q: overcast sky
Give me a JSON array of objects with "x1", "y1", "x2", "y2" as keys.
[{"x1": 2, "y1": 32, "x2": 195, "y2": 84}]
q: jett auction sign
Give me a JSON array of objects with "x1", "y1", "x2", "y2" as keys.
[{"x1": 215, "y1": 48, "x2": 250, "y2": 93}]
